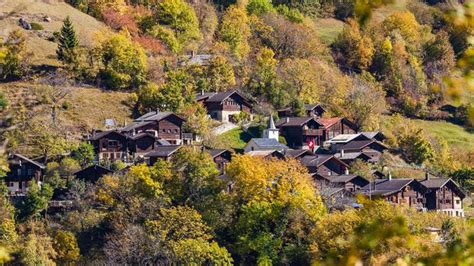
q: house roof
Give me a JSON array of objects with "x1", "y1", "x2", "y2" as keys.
[
  {"x1": 144, "y1": 146, "x2": 181, "y2": 157},
  {"x1": 335, "y1": 152, "x2": 371, "y2": 161},
  {"x1": 74, "y1": 164, "x2": 112, "y2": 176},
  {"x1": 246, "y1": 150, "x2": 282, "y2": 157},
  {"x1": 275, "y1": 117, "x2": 320, "y2": 127},
  {"x1": 9, "y1": 154, "x2": 46, "y2": 169},
  {"x1": 317, "y1": 117, "x2": 342, "y2": 128},
  {"x1": 89, "y1": 130, "x2": 126, "y2": 141},
  {"x1": 121, "y1": 121, "x2": 154, "y2": 132},
  {"x1": 127, "y1": 132, "x2": 157, "y2": 140},
  {"x1": 326, "y1": 134, "x2": 363, "y2": 144},
  {"x1": 283, "y1": 149, "x2": 314, "y2": 158},
  {"x1": 361, "y1": 131, "x2": 385, "y2": 140},
  {"x1": 359, "y1": 178, "x2": 421, "y2": 196},
  {"x1": 247, "y1": 138, "x2": 288, "y2": 150},
  {"x1": 304, "y1": 103, "x2": 324, "y2": 111},
  {"x1": 319, "y1": 174, "x2": 367, "y2": 184},
  {"x1": 134, "y1": 111, "x2": 185, "y2": 122},
  {"x1": 420, "y1": 178, "x2": 466, "y2": 198},
  {"x1": 339, "y1": 140, "x2": 388, "y2": 151},
  {"x1": 300, "y1": 154, "x2": 347, "y2": 168},
  {"x1": 196, "y1": 90, "x2": 251, "y2": 105},
  {"x1": 206, "y1": 149, "x2": 230, "y2": 158},
  {"x1": 157, "y1": 139, "x2": 171, "y2": 145}
]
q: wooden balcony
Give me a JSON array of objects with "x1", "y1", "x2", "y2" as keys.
[{"x1": 302, "y1": 129, "x2": 322, "y2": 136}]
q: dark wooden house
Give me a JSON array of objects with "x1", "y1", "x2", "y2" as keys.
[
  {"x1": 122, "y1": 111, "x2": 186, "y2": 145},
  {"x1": 144, "y1": 145, "x2": 182, "y2": 165},
  {"x1": 196, "y1": 90, "x2": 252, "y2": 123},
  {"x1": 336, "y1": 140, "x2": 388, "y2": 163},
  {"x1": 299, "y1": 154, "x2": 349, "y2": 175},
  {"x1": 359, "y1": 178, "x2": 428, "y2": 210},
  {"x1": 316, "y1": 118, "x2": 357, "y2": 142},
  {"x1": 275, "y1": 117, "x2": 324, "y2": 148},
  {"x1": 420, "y1": 175, "x2": 466, "y2": 217},
  {"x1": 74, "y1": 164, "x2": 113, "y2": 183},
  {"x1": 5, "y1": 154, "x2": 45, "y2": 195},
  {"x1": 313, "y1": 173, "x2": 369, "y2": 193},
  {"x1": 89, "y1": 130, "x2": 129, "y2": 162},
  {"x1": 206, "y1": 149, "x2": 232, "y2": 174}
]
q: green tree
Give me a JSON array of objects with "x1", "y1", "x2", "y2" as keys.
[
  {"x1": 18, "y1": 182, "x2": 54, "y2": 221},
  {"x1": 73, "y1": 142, "x2": 95, "y2": 167},
  {"x1": 156, "y1": 70, "x2": 195, "y2": 112},
  {"x1": 56, "y1": 16, "x2": 79, "y2": 66},
  {"x1": 98, "y1": 31, "x2": 148, "y2": 90},
  {"x1": 206, "y1": 55, "x2": 236, "y2": 92},
  {"x1": 247, "y1": 0, "x2": 274, "y2": 16},
  {"x1": 398, "y1": 126, "x2": 434, "y2": 165},
  {"x1": 248, "y1": 47, "x2": 278, "y2": 103}
]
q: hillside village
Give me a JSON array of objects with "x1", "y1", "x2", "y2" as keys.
[{"x1": 1, "y1": 0, "x2": 474, "y2": 265}]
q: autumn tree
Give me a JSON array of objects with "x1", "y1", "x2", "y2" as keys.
[
  {"x1": 56, "y1": 16, "x2": 79, "y2": 67},
  {"x1": 0, "y1": 30, "x2": 28, "y2": 81},
  {"x1": 219, "y1": 5, "x2": 251, "y2": 59},
  {"x1": 148, "y1": 0, "x2": 201, "y2": 53},
  {"x1": 333, "y1": 19, "x2": 375, "y2": 72},
  {"x1": 226, "y1": 155, "x2": 325, "y2": 264},
  {"x1": 344, "y1": 75, "x2": 386, "y2": 131},
  {"x1": 98, "y1": 31, "x2": 148, "y2": 90},
  {"x1": 398, "y1": 125, "x2": 434, "y2": 165}
]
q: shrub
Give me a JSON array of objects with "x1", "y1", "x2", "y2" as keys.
[{"x1": 30, "y1": 22, "x2": 44, "y2": 30}]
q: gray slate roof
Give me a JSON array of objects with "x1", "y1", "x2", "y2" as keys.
[
  {"x1": 250, "y1": 138, "x2": 288, "y2": 149},
  {"x1": 135, "y1": 111, "x2": 181, "y2": 122},
  {"x1": 359, "y1": 178, "x2": 416, "y2": 196},
  {"x1": 275, "y1": 117, "x2": 319, "y2": 127},
  {"x1": 10, "y1": 154, "x2": 46, "y2": 169},
  {"x1": 144, "y1": 146, "x2": 181, "y2": 157}
]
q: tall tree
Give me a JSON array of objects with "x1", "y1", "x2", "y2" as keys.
[{"x1": 56, "y1": 16, "x2": 79, "y2": 66}]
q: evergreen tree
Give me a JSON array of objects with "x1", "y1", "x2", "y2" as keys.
[{"x1": 56, "y1": 16, "x2": 79, "y2": 66}]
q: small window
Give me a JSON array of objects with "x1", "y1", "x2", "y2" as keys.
[
  {"x1": 8, "y1": 182, "x2": 13, "y2": 187},
  {"x1": 456, "y1": 200, "x2": 460, "y2": 204}
]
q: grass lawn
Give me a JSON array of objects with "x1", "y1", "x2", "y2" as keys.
[
  {"x1": 215, "y1": 125, "x2": 265, "y2": 150},
  {"x1": 382, "y1": 115, "x2": 474, "y2": 152},
  {"x1": 314, "y1": 18, "x2": 345, "y2": 45}
]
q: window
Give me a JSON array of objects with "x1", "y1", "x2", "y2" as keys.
[
  {"x1": 8, "y1": 182, "x2": 13, "y2": 187},
  {"x1": 174, "y1": 129, "x2": 179, "y2": 133},
  {"x1": 456, "y1": 200, "x2": 460, "y2": 204},
  {"x1": 27, "y1": 168, "x2": 33, "y2": 176}
]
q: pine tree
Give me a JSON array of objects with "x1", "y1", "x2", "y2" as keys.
[{"x1": 56, "y1": 16, "x2": 78, "y2": 66}]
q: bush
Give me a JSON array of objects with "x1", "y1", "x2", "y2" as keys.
[{"x1": 30, "y1": 22, "x2": 44, "y2": 30}]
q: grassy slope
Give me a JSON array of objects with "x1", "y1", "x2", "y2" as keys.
[
  {"x1": 0, "y1": 0, "x2": 108, "y2": 66},
  {"x1": 0, "y1": 82, "x2": 133, "y2": 139},
  {"x1": 314, "y1": 18, "x2": 345, "y2": 44}
]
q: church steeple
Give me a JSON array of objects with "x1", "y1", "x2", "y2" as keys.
[{"x1": 263, "y1": 115, "x2": 279, "y2": 141}]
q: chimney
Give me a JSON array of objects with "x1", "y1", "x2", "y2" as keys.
[
  {"x1": 201, "y1": 89, "x2": 204, "y2": 95},
  {"x1": 345, "y1": 168, "x2": 349, "y2": 175},
  {"x1": 327, "y1": 171, "x2": 332, "y2": 176},
  {"x1": 191, "y1": 50, "x2": 195, "y2": 58},
  {"x1": 156, "y1": 108, "x2": 160, "y2": 114},
  {"x1": 341, "y1": 149, "x2": 345, "y2": 157},
  {"x1": 285, "y1": 117, "x2": 290, "y2": 124},
  {"x1": 425, "y1": 172, "x2": 430, "y2": 180},
  {"x1": 388, "y1": 171, "x2": 392, "y2": 180}
]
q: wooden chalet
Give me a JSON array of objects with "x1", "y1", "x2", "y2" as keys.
[
  {"x1": 144, "y1": 145, "x2": 182, "y2": 165},
  {"x1": 313, "y1": 173, "x2": 369, "y2": 193},
  {"x1": 335, "y1": 139, "x2": 388, "y2": 163},
  {"x1": 359, "y1": 177, "x2": 428, "y2": 210},
  {"x1": 275, "y1": 117, "x2": 357, "y2": 149},
  {"x1": 277, "y1": 104, "x2": 326, "y2": 118},
  {"x1": 317, "y1": 118, "x2": 357, "y2": 142},
  {"x1": 89, "y1": 111, "x2": 184, "y2": 162},
  {"x1": 206, "y1": 149, "x2": 232, "y2": 174},
  {"x1": 196, "y1": 90, "x2": 252, "y2": 123},
  {"x1": 420, "y1": 175, "x2": 466, "y2": 217},
  {"x1": 335, "y1": 151, "x2": 373, "y2": 164},
  {"x1": 122, "y1": 111, "x2": 186, "y2": 145},
  {"x1": 74, "y1": 164, "x2": 113, "y2": 183},
  {"x1": 299, "y1": 154, "x2": 349, "y2": 175},
  {"x1": 5, "y1": 154, "x2": 45, "y2": 195},
  {"x1": 275, "y1": 117, "x2": 324, "y2": 149}
]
